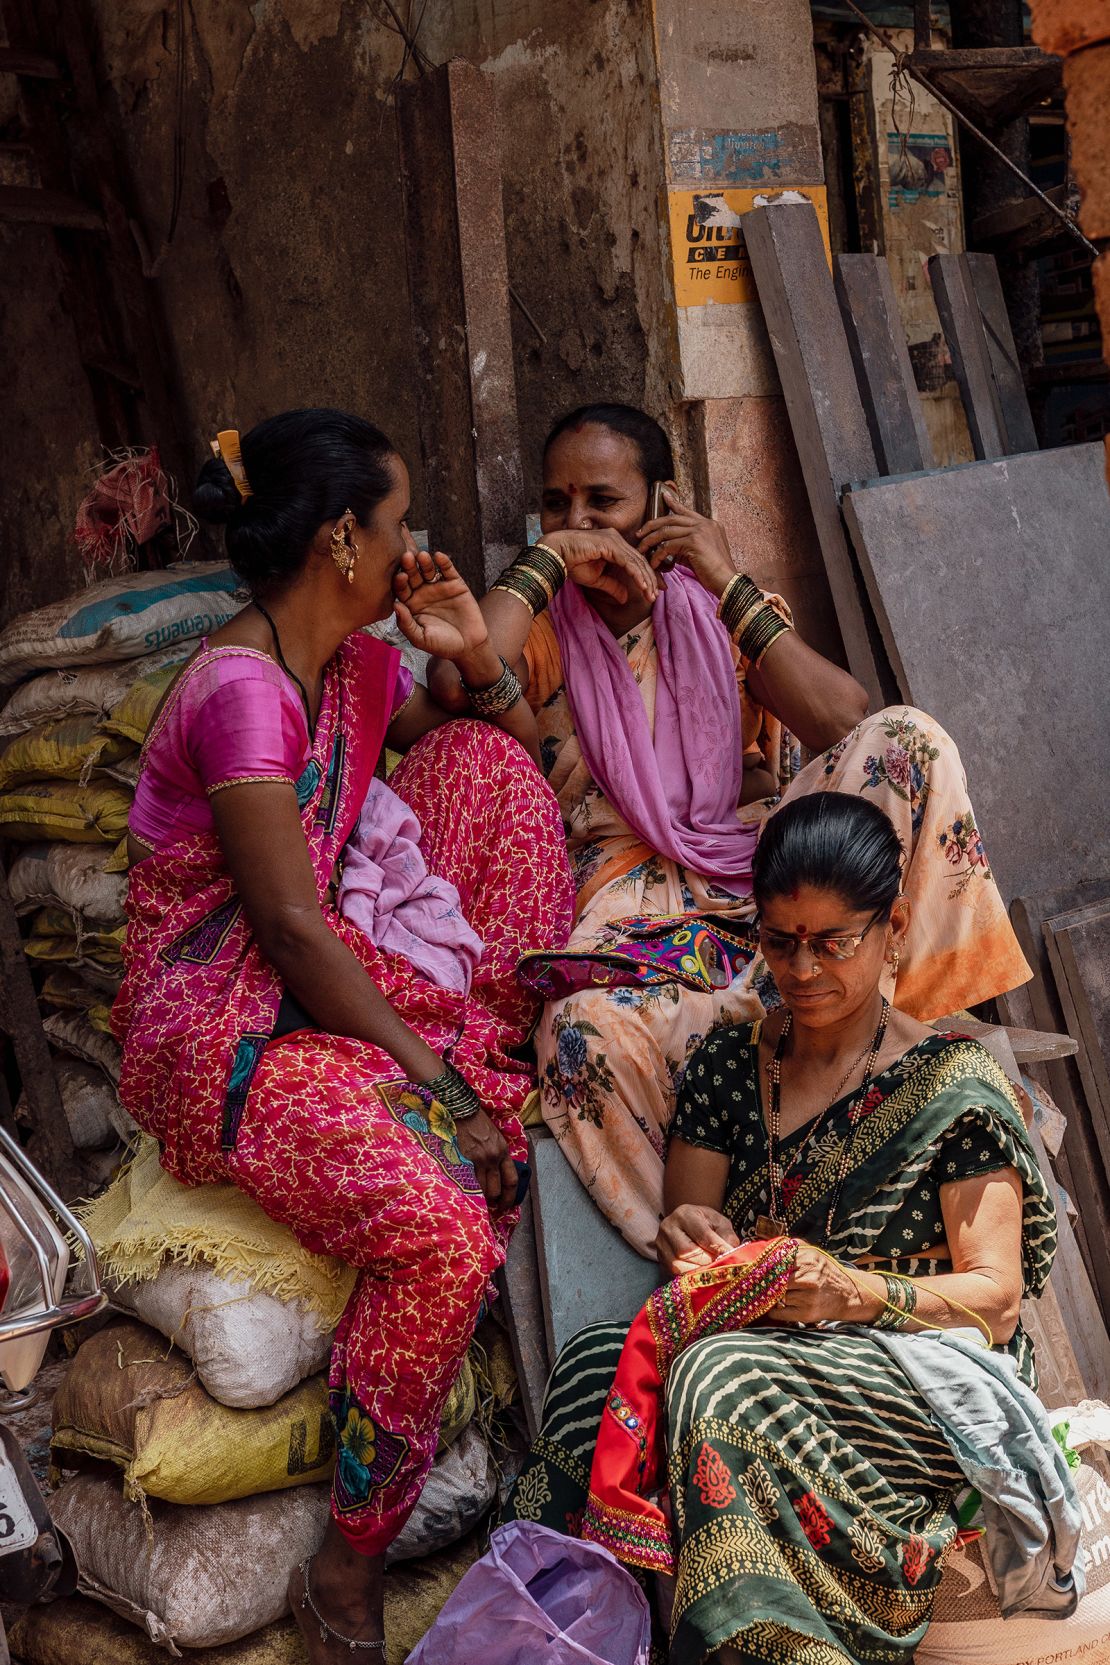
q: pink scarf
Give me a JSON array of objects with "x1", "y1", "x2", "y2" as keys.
[{"x1": 549, "y1": 566, "x2": 760, "y2": 888}]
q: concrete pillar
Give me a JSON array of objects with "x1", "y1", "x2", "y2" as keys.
[{"x1": 649, "y1": 0, "x2": 845, "y2": 659}]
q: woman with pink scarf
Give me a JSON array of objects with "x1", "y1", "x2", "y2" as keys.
[{"x1": 434, "y1": 404, "x2": 1031, "y2": 1257}]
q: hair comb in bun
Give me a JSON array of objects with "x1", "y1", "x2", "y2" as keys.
[{"x1": 210, "y1": 429, "x2": 252, "y2": 500}]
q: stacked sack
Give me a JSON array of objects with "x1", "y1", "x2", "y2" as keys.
[
  {"x1": 0, "y1": 563, "x2": 242, "y2": 1186},
  {"x1": 47, "y1": 1136, "x2": 499, "y2": 1653}
]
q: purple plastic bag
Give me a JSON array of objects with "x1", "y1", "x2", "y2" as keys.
[{"x1": 408, "y1": 1520, "x2": 652, "y2": 1665}]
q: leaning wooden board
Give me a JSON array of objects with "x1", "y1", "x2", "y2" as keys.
[
  {"x1": 842, "y1": 443, "x2": 1110, "y2": 906},
  {"x1": 1045, "y1": 899, "x2": 1110, "y2": 1178}
]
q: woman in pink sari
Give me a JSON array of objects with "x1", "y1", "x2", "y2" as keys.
[{"x1": 112, "y1": 409, "x2": 577, "y2": 1662}]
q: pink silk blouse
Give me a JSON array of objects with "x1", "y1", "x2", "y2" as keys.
[{"x1": 130, "y1": 644, "x2": 413, "y2": 851}]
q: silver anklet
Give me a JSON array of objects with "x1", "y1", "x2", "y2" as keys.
[{"x1": 299, "y1": 1557, "x2": 386, "y2": 1654}]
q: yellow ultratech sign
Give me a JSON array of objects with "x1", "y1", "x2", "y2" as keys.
[{"x1": 668, "y1": 185, "x2": 830, "y2": 308}]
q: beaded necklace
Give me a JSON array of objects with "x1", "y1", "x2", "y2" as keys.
[{"x1": 755, "y1": 997, "x2": 890, "y2": 1246}]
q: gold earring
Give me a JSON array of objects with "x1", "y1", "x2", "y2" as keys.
[
  {"x1": 888, "y1": 944, "x2": 901, "y2": 978},
  {"x1": 331, "y1": 511, "x2": 356, "y2": 584}
]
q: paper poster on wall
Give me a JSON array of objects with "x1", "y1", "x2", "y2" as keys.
[
  {"x1": 667, "y1": 185, "x2": 830, "y2": 308},
  {"x1": 887, "y1": 133, "x2": 954, "y2": 206}
]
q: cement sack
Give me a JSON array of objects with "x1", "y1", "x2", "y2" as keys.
[
  {"x1": 41, "y1": 970, "x2": 116, "y2": 1035},
  {"x1": 0, "y1": 777, "x2": 131, "y2": 843},
  {"x1": 110, "y1": 1260, "x2": 333, "y2": 1409},
  {"x1": 44, "y1": 1009, "x2": 122, "y2": 1077},
  {"x1": 387, "y1": 1422, "x2": 497, "y2": 1565},
  {"x1": 48, "y1": 1471, "x2": 331, "y2": 1652},
  {"x1": 8, "y1": 841, "x2": 127, "y2": 925},
  {"x1": 0, "y1": 714, "x2": 133, "y2": 792},
  {"x1": 9, "y1": 1535, "x2": 482, "y2": 1664},
  {"x1": 0, "y1": 648, "x2": 187, "y2": 737},
  {"x1": 52, "y1": 1059, "x2": 123, "y2": 1151},
  {"x1": 25, "y1": 906, "x2": 125, "y2": 983},
  {"x1": 0, "y1": 562, "x2": 240, "y2": 687},
  {"x1": 917, "y1": 1460, "x2": 1110, "y2": 1663},
  {"x1": 52, "y1": 1320, "x2": 335, "y2": 1505},
  {"x1": 100, "y1": 655, "x2": 188, "y2": 746},
  {"x1": 110, "y1": 1256, "x2": 478, "y2": 1441}
]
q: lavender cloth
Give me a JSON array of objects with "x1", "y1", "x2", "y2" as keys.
[
  {"x1": 549, "y1": 564, "x2": 760, "y2": 889},
  {"x1": 337, "y1": 778, "x2": 484, "y2": 995},
  {"x1": 408, "y1": 1520, "x2": 652, "y2": 1665}
]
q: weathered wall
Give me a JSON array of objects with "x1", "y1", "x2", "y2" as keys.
[
  {"x1": 96, "y1": 0, "x2": 422, "y2": 507},
  {"x1": 423, "y1": 1, "x2": 667, "y2": 503}
]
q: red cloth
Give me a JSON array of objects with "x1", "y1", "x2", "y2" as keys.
[
  {"x1": 74, "y1": 449, "x2": 173, "y2": 572},
  {"x1": 580, "y1": 1237, "x2": 799, "y2": 1572}
]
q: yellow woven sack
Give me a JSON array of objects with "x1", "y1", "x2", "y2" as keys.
[
  {"x1": 52, "y1": 1321, "x2": 335, "y2": 1506},
  {"x1": 0, "y1": 715, "x2": 133, "y2": 792},
  {"x1": 25, "y1": 909, "x2": 125, "y2": 977},
  {"x1": 80, "y1": 1135, "x2": 356, "y2": 1326},
  {"x1": 100, "y1": 658, "x2": 185, "y2": 745},
  {"x1": 40, "y1": 971, "x2": 114, "y2": 1034},
  {"x1": 0, "y1": 779, "x2": 131, "y2": 843}
]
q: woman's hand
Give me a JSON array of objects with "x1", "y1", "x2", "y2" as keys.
[
  {"x1": 538, "y1": 529, "x2": 659, "y2": 607},
  {"x1": 393, "y1": 550, "x2": 489, "y2": 660},
  {"x1": 636, "y1": 487, "x2": 735, "y2": 598},
  {"x1": 764, "y1": 1241, "x2": 881, "y2": 1327},
  {"x1": 654, "y1": 1204, "x2": 741, "y2": 1277},
  {"x1": 454, "y1": 1110, "x2": 519, "y2": 1218}
]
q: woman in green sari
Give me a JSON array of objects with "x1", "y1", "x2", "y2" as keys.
[{"x1": 505, "y1": 792, "x2": 1056, "y2": 1665}]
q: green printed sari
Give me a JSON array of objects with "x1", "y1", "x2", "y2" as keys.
[{"x1": 505, "y1": 1031, "x2": 1056, "y2": 1665}]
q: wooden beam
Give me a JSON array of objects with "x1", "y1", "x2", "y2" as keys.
[
  {"x1": 743, "y1": 202, "x2": 894, "y2": 708},
  {"x1": 0, "y1": 875, "x2": 81, "y2": 1197},
  {"x1": 962, "y1": 252, "x2": 1038, "y2": 453},
  {"x1": 397, "y1": 60, "x2": 525, "y2": 593},
  {"x1": 834, "y1": 254, "x2": 934, "y2": 476},
  {"x1": 928, "y1": 253, "x2": 1007, "y2": 458},
  {"x1": 0, "y1": 183, "x2": 102, "y2": 230},
  {"x1": 0, "y1": 47, "x2": 61, "y2": 76}
]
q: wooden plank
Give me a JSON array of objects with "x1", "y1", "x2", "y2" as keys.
[
  {"x1": 1008, "y1": 889, "x2": 1110, "y2": 1323},
  {"x1": 941, "y1": 1018, "x2": 1110, "y2": 1404},
  {"x1": 496, "y1": 1184, "x2": 548, "y2": 1440},
  {"x1": 842, "y1": 445, "x2": 1110, "y2": 904},
  {"x1": 928, "y1": 254, "x2": 1007, "y2": 458},
  {"x1": 962, "y1": 253, "x2": 1038, "y2": 454},
  {"x1": 743, "y1": 202, "x2": 894, "y2": 709},
  {"x1": 1045, "y1": 901, "x2": 1110, "y2": 1177},
  {"x1": 934, "y1": 1013, "x2": 1077, "y2": 1064},
  {"x1": 397, "y1": 60, "x2": 525, "y2": 592},
  {"x1": 833, "y1": 255, "x2": 934, "y2": 476},
  {"x1": 530, "y1": 1131, "x2": 659, "y2": 1364}
]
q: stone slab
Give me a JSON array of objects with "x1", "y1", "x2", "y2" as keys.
[
  {"x1": 529, "y1": 1131, "x2": 660, "y2": 1362},
  {"x1": 842, "y1": 443, "x2": 1110, "y2": 905},
  {"x1": 928, "y1": 253, "x2": 1007, "y2": 459}
]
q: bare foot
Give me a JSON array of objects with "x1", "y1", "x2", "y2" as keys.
[{"x1": 288, "y1": 1520, "x2": 386, "y2": 1665}]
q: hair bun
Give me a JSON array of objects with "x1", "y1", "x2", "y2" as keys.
[{"x1": 193, "y1": 456, "x2": 243, "y2": 525}]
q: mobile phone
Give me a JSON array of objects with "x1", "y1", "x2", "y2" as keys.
[
  {"x1": 647, "y1": 481, "x2": 676, "y2": 571},
  {"x1": 513, "y1": 1159, "x2": 532, "y2": 1208}
]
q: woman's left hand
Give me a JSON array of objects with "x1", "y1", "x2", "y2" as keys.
[
  {"x1": 393, "y1": 550, "x2": 489, "y2": 660},
  {"x1": 764, "y1": 1241, "x2": 879, "y2": 1327},
  {"x1": 454, "y1": 1109, "x2": 519, "y2": 1218},
  {"x1": 636, "y1": 487, "x2": 735, "y2": 598}
]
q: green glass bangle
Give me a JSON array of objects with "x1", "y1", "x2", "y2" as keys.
[{"x1": 416, "y1": 1065, "x2": 483, "y2": 1123}]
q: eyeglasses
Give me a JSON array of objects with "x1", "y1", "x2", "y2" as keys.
[{"x1": 756, "y1": 908, "x2": 886, "y2": 964}]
